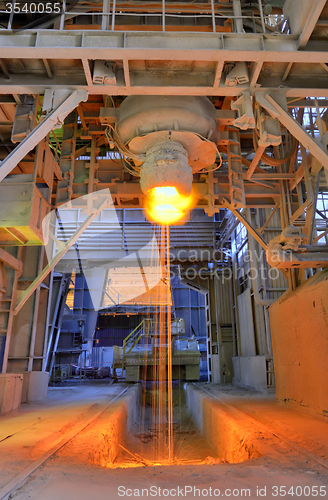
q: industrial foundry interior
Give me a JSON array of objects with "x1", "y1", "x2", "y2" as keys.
[{"x1": 0, "y1": 0, "x2": 328, "y2": 498}]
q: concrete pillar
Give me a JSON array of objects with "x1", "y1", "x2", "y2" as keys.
[{"x1": 5, "y1": 245, "x2": 50, "y2": 402}]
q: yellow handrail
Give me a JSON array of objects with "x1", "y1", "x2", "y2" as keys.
[
  {"x1": 121, "y1": 319, "x2": 145, "y2": 371},
  {"x1": 123, "y1": 319, "x2": 145, "y2": 347},
  {"x1": 125, "y1": 332, "x2": 143, "y2": 355}
]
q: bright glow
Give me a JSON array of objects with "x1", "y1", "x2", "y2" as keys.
[
  {"x1": 146, "y1": 186, "x2": 194, "y2": 225},
  {"x1": 152, "y1": 186, "x2": 179, "y2": 198}
]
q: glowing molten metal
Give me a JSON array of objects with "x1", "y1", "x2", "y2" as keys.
[{"x1": 146, "y1": 186, "x2": 193, "y2": 225}]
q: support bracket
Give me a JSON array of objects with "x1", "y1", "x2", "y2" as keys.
[
  {"x1": 0, "y1": 89, "x2": 88, "y2": 184},
  {"x1": 222, "y1": 199, "x2": 268, "y2": 251},
  {"x1": 231, "y1": 91, "x2": 255, "y2": 131},
  {"x1": 255, "y1": 91, "x2": 328, "y2": 172}
]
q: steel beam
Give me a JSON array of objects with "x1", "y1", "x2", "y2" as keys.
[
  {"x1": 245, "y1": 146, "x2": 266, "y2": 180},
  {"x1": 298, "y1": 0, "x2": 327, "y2": 48},
  {"x1": 287, "y1": 99, "x2": 328, "y2": 108},
  {"x1": 0, "y1": 248, "x2": 23, "y2": 272},
  {"x1": 0, "y1": 31, "x2": 323, "y2": 62},
  {"x1": 284, "y1": 0, "x2": 327, "y2": 48},
  {"x1": 256, "y1": 92, "x2": 328, "y2": 173},
  {"x1": 0, "y1": 90, "x2": 88, "y2": 183},
  {"x1": 1, "y1": 83, "x2": 326, "y2": 99},
  {"x1": 0, "y1": 32, "x2": 327, "y2": 95},
  {"x1": 222, "y1": 200, "x2": 268, "y2": 251}
]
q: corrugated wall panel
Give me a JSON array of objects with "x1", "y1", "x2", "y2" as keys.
[
  {"x1": 215, "y1": 275, "x2": 233, "y2": 325},
  {"x1": 94, "y1": 327, "x2": 130, "y2": 347},
  {"x1": 261, "y1": 208, "x2": 288, "y2": 297},
  {"x1": 95, "y1": 314, "x2": 144, "y2": 346},
  {"x1": 172, "y1": 280, "x2": 206, "y2": 337}
]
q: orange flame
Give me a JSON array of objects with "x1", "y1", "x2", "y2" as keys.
[{"x1": 146, "y1": 186, "x2": 194, "y2": 225}]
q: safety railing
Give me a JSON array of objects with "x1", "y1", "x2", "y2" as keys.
[
  {"x1": 120, "y1": 318, "x2": 146, "y2": 371},
  {"x1": 0, "y1": 0, "x2": 287, "y2": 34},
  {"x1": 123, "y1": 319, "x2": 145, "y2": 356}
]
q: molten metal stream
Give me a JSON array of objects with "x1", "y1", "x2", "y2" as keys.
[
  {"x1": 167, "y1": 223, "x2": 173, "y2": 463},
  {"x1": 144, "y1": 186, "x2": 184, "y2": 462},
  {"x1": 157, "y1": 224, "x2": 173, "y2": 462},
  {"x1": 103, "y1": 214, "x2": 219, "y2": 468},
  {"x1": 144, "y1": 223, "x2": 173, "y2": 463}
]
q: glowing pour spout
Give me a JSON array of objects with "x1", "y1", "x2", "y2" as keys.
[
  {"x1": 140, "y1": 142, "x2": 195, "y2": 225},
  {"x1": 116, "y1": 96, "x2": 221, "y2": 224},
  {"x1": 146, "y1": 186, "x2": 193, "y2": 225},
  {"x1": 150, "y1": 186, "x2": 180, "y2": 202}
]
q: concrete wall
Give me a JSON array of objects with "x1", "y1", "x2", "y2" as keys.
[
  {"x1": 185, "y1": 384, "x2": 275, "y2": 463},
  {"x1": 88, "y1": 384, "x2": 140, "y2": 466},
  {"x1": 269, "y1": 270, "x2": 328, "y2": 417},
  {"x1": 232, "y1": 356, "x2": 267, "y2": 393},
  {"x1": 0, "y1": 374, "x2": 23, "y2": 414},
  {"x1": 21, "y1": 371, "x2": 49, "y2": 403}
]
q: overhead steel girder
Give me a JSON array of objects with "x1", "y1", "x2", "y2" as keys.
[
  {"x1": 68, "y1": 181, "x2": 280, "y2": 211},
  {"x1": 255, "y1": 91, "x2": 328, "y2": 172},
  {"x1": 0, "y1": 31, "x2": 318, "y2": 63},
  {"x1": 0, "y1": 89, "x2": 88, "y2": 183},
  {"x1": 0, "y1": 32, "x2": 328, "y2": 96}
]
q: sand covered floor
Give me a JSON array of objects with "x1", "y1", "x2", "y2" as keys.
[{"x1": 0, "y1": 381, "x2": 327, "y2": 500}]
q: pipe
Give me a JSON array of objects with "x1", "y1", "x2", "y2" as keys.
[
  {"x1": 210, "y1": 0, "x2": 216, "y2": 33},
  {"x1": 162, "y1": 0, "x2": 165, "y2": 32},
  {"x1": 258, "y1": 0, "x2": 266, "y2": 34},
  {"x1": 252, "y1": 129, "x2": 297, "y2": 167},
  {"x1": 60, "y1": 0, "x2": 66, "y2": 30},
  {"x1": 232, "y1": 0, "x2": 243, "y2": 33},
  {"x1": 111, "y1": 0, "x2": 117, "y2": 30},
  {"x1": 101, "y1": 0, "x2": 110, "y2": 30}
]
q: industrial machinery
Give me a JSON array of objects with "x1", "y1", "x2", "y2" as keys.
[
  {"x1": 103, "y1": 95, "x2": 221, "y2": 224},
  {"x1": 0, "y1": 0, "x2": 328, "y2": 417},
  {"x1": 112, "y1": 318, "x2": 201, "y2": 382}
]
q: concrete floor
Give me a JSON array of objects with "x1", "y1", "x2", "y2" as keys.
[{"x1": 0, "y1": 381, "x2": 327, "y2": 500}]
